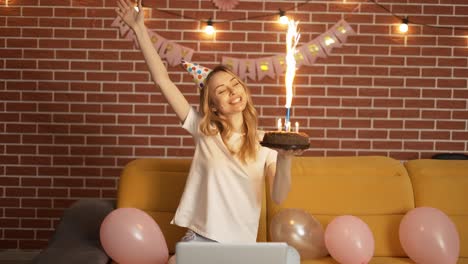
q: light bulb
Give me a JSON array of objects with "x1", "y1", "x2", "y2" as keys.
[
  {"x1": 280, "y1": 15, "x2": 289, "y2": 25},
  {"x1": 205, "y1": 25, "x2": 215, "y2": 35},
  {"x1": 399, "y1": 17, "x2": 409, "y2": 33},
  {"x1": 279, "y1": 10, "x2": 289, "y2": 25},
  {"x1": 205, "y1": 19, "x2": 215, "y2": 35}
]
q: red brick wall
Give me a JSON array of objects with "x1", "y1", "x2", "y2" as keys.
[{"x1": 0, "y1": 0, "x2": 467, "y2": 249}]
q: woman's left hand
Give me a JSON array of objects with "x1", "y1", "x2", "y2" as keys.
[{"x1": 274, "y1": 148, "x2": 305, "y2": 157}]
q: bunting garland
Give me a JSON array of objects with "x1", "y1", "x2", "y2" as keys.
[{"x1": 111, "y1": 17, "x2": 355, "y2": 81}]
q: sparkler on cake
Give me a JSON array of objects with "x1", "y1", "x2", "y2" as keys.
[{"x1": 261, "y1": 20, "x2": 310, "y2": 151}]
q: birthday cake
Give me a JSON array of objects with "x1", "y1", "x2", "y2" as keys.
[{"x1": 261, "y1": 131, "x2": 310, "y2": 150}]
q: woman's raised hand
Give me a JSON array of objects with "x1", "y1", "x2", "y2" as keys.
[{"x1": 115, "y1": 0, "x2": 144, "y2": 29}]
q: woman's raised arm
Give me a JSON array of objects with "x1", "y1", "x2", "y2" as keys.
[{"x1": 116, "y1": 0, "x2": 190, "y2": 122}]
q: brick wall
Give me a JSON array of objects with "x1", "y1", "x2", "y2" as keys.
[{"x1": 0, "y1": 0, "x2": 467, "y2": 250}]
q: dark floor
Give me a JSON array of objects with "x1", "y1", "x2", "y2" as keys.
[{"x1": 0, "y1": 250, "x2": 39, "y2": 264}]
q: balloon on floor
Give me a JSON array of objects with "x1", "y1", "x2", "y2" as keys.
[
  {"x1": 270, "y1": 208, "x2": 328, "y2": 260},
  {"x1": 324, "y1": 215, "x2": 374, "y2": 264},
  {"x1": 399, "y1": 207, "x2": 459, "y2": 264},
  {"x1": 100, "y1": 207, "x2": 168, "y2": 264}
]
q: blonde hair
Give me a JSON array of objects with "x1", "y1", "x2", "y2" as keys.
[{"x1": 199, "y1": 65, "x2": 258, "y2": 163}]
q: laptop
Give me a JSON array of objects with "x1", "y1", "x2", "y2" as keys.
[{"x1": 176, "y1": 242, "x2": 300, "y2": 264}]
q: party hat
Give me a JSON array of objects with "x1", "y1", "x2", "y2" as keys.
[{"x1": 181, "y1": 60, "x2": 213, "y2": 90}]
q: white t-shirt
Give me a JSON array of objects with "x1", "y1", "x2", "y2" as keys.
[{"x1": 170, "y1": 107, "x2": 277, "y2": 243}]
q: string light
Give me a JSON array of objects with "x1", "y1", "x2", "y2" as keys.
[
  {"x1": 279, "y1": 9, "x2": 289, "y2": 25},
  {"x1": 152, "y1": 0, "x2": 466, "y2": 36},
  {"x1": 154, "y1": 1, "x2": 311, "y2": 26},
  {"x1": 368, "y1": 0, "x2": 467, "y2": 33},
  {"x1": 399, "y1": 17, "x2": 409, "y2": 33},
  {"x1": 205, "y1": 18, "x2": 215, "y2": 35}
]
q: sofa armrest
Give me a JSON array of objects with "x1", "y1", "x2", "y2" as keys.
[{"x1": 32, "y1": 199, "x2": 115, "y2": 264}]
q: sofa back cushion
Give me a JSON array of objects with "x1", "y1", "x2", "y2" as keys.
[
  {"x1": 267, "y1": 156, "x2": 415, "y2": 257},
  {"x1": 117, "y1": 158, "x2": 191, "y2": 254},
  {"x1": 405, "y1": 159, "x2": 468, "y2": 257},
  {"x1": 117, "y1": 158, "x2": 268, "y2": 254}
]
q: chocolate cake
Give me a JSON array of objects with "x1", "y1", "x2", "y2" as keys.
[{"x1": 261, "y1": 131, "x2": 310, "y2": 150}]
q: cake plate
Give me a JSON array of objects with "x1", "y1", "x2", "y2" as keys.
[{"x1": 260, "y1": 142, "x2": 310, "y2": 150}]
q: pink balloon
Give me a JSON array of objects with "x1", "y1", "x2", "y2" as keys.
[
  {"x1": 399, "y1": 207, "x2": 459, "y2": 264},
  {"x1": 100, "y1": 208, "x2": 168, "y2": 264},
  {"x1": 324, "y1": 215, "x2": 374, "y2": 264}
]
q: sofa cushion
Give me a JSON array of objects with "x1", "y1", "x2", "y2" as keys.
[
  {"x1": 144, "y1": 211, "x2": 187, "y2": 255},
  {"x1": 404, "y1": 159, "x2": 468, "y2": 214},
  {"x1": 118, "y1": 158, "x2": 191, "y2": 211},
  {"x1": 118, "y1": 159, "x2": 192, "y2": 254},
  {"x1": 405, "y1": 159, "x2": 468, "y2": 258},
  {"x1": 268, "y1": 156, "x2": 414, "y2": 257}
]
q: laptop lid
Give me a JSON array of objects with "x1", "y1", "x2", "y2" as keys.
[{"x1": 176, "y1": 242, "x2": 289, "y2": 264}]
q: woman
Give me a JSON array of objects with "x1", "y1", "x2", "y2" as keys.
[{"x1": 115, "y1": 0, "x2": 302, "y2": 262}]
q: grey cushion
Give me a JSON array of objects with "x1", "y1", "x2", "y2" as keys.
[{"x1": 32, "y1": 199, "x2": 115, "y2": 264}]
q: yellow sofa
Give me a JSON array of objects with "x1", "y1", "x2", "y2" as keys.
[{"x1": 117, "y1": 156, "x2": 468, "y2": 264}]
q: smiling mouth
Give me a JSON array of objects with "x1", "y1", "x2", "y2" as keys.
[{"x1": 230, "y1": 97, "x2": 242, "y2": 104}]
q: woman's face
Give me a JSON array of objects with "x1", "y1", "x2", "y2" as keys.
[{"x1": 208, "y1": 71, "x2": 247, "y2": 117}]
